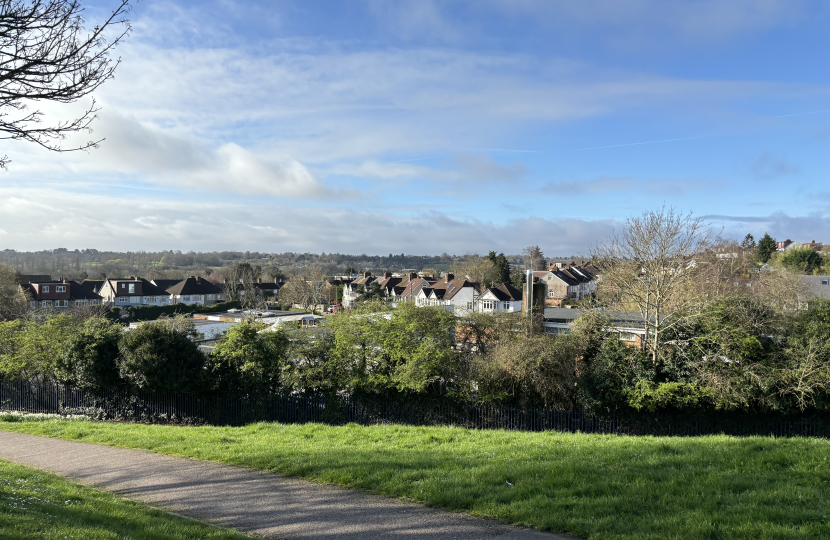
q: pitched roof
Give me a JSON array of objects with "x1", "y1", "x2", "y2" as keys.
[
  {"x1": 104, "y1": 278, "x2": 168, "y2": 297},
  {"x1": 550, "y1": 270, "x2": 579, "y2": 286},
  {"x1": 79, "y1": 280, "x2": 106, "y2": 295},
  {"x1": 487, "y1": 283, "x2": 523, "y2": 301},
  {"x1": 165, "y1": 276, "x2": 222, "y2": 296},
  {"x1": 69, "y1": 281, "x2": 102, "y2": 301},
  {"x1": 151, "y1": 279, "x2": 181, "y2": 291},
  {"x1": 17, "y1": 274, "x2": 52, "y2": 284}
]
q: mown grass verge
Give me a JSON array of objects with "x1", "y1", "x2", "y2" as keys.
[
  {"x1": 0, "y1": 458, "x2": 253, "y2": 540},
  {"x1": 2, "y1": 419, "x2": 829, "y2": 539}
]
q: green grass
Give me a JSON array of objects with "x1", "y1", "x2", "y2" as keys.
[
  {"x1": 2, "y1": 420, "x2": 830, "y2": 540},
  {"x1": 0, "y1": 458, "x2": 253, "y2": 540}
]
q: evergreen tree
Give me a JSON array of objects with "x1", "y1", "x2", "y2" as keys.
[{"x1": 757, "y1": 233, "x2": 777, "y2": 263}]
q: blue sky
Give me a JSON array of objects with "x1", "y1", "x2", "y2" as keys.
[{"x1": 0, "y1": 0, "x2": 828, "y2": 255}]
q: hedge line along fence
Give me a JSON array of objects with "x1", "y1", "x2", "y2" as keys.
[{"x1": 2, "y1": 381, "x2": 829, "y2": 438}]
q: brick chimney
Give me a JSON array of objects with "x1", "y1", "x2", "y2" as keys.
[
  {"x1": 409, "y1": 272, "x2": 417, "y2": 280},
  {"x1": 446, "y1": 273, "x2": 454, "y2": 283},
  {"x1": 384, "y1": 272, "x2": 392, "y2": 279},
  {"x1": 363, "y1": 271, "x2": 371, "y2": 278}
]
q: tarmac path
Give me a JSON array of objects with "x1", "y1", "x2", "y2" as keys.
[{"x1": 0, "y1": 431, "x2": 575, "y2": 540}]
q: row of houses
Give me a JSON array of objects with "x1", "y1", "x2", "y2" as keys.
[
  {"x1": 341, "y1": 261, "x2": 600, "y2": 315},
  {"x1": 19, "y1": 275, "x2": 228, "y2": 309}
]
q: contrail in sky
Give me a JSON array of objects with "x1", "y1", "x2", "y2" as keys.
[
  {"x1": 573, "y1": 108, "x2": 830, "y2": 152},
  {"x1": 573, "y1": 136, "x2": 706, "y2": 151}
]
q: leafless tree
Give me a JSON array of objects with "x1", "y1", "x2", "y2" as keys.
[
  {"x1": 522, "y1": 245, "x2": 546, "y2": 271},
  {"x1": 592, "y1": 207, "x2": 715, "y2": 363},
  {"x1": 0, "y1": 0, "x2": 132, "y2": 167}
]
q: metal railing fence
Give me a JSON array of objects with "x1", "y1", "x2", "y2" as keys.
[{"x1": 1, "y1": 381, "x2": 828, "y2": 437}]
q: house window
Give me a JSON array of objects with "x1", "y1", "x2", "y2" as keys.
[
  {"x1": 42, "y1": 286, "x2": 49, "y2": 293},
  {"x1": 503, "y1": 302, "x2": 510, "y2": 310},
  {"x1": 29, "y1": 301, "x2": 37, "y2": 308},
  {"x1": 117, "y1": 297, "x2": 128, "y2": 303},
  {"x1": 121, "y1": 283, "x2": 125, "y2": 289},
  {"x1": 131, "y1": 296, "x2": 141, "y2": 303},
  {"x1": 619, "y1": 332, "x2": 637, "y2": 342},
  {"x1": 466, "y1": 302, "x2": 473, "y2": 310},
  {"x1": 128, "y1": 284, "x2": 135, "y2": 294},
  {"x1": 56, "y1": 286, "x2": 66, "y2": 293},
  {"x1": 41, "y1": 300, "x2": 52, "y2": 307},
  {"x1": 823, "y1": 280, "x2": 829, "y2": 286},
  {"x1": 482, "y1": 300, "x2": 496, "y2": 310},
  {"x1": 182, "y1": 295, "x2": 191, "y2": 302},
  {"x1": 54, "y1": 300, "x2": 68, "y2": 308}
]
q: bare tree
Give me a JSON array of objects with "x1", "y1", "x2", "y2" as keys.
[
  {"x1": 279, "y1": 267, "x2": 328, "y2": 314},
  {"x1": 522, "y1": 245, "x2": 546, "y2": 271},
  {"x1": 0, "y1": 0, "x2": 132, "y2": 167},
  {"x1": 592, "y1": 207, "x2": 715, "y2": 363},
  {"x1": 457, "y1": 254, "x2": 497, "y2": 288}
]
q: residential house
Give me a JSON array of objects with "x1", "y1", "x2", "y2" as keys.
[
  {"x1": 375, "y1": 272, "x2": 403, "y2": 296},
  {"x1": 342, "y1": 272, "x2": 375, "y2": 307},
  {"x1": 478, "y1": 283, "x2": 523, "y2": 313},
  {"x1": 799, "y1": 275, "x2": 830, "y2": 308},
  {"x1": 390, "y1": 273, "x2": 436, "y2": 304},
  {"x1": 98, "y1": 277, "x2": 170, "y2": 307},
  {"x1": 535, "y1": 263, "x2": 599, "y2": 306},
  {"x1": 416, "y1": 273, "x2": 480, "y2": 315},
  {"x1": 20, "y1": 277, "x2": 102, "y2": 309},
  {"x1": 161, "y1": 276, "x2": 224, "y2": 305}
]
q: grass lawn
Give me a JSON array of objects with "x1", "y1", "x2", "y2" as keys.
[
  {"x1": 2, "y1": 419, "x2": 830, "y2": 540},
  {"x1": 0, "y1": 458, "x2": 253, "y2": 540}
]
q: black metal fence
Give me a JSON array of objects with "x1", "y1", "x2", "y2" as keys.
[{"x1": 1, "y1": 381, "x2": 828, "y2": 438}]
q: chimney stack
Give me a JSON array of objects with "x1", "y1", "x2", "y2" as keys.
[
  {"x1": 446, "y1": 273, "x2": 454, "y2": 283},
  {"x1": 384, "y1": 272, "x2": 392, "y2": 279},
  {"x1": 363, "y1": 271, "x2": 371, "y2": 278},
  {"x1": 409, "y1": 272, "x2": 417, "y2": 280}
]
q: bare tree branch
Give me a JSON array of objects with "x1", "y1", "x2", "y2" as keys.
[{"x1": 0, "y1": 0, "x2": 132, "y2": 167}]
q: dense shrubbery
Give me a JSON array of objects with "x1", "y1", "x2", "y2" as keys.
[
  {"x1": 124, "y1": 300, "x2": 241, "y2": 322},
  {"x1": 2, "y1": 298, "x2": 830, "y2": 416}
]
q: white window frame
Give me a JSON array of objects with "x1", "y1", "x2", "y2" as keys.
[
  {"x1": 42, "y1": 285, "x2": 49, "y2": 293},
  {"x1": 56, "y1": 285, "x2": 66, "y2": 293},
  {"x1": 128, "y1": 284, "x2": 136, "y2": 294}
]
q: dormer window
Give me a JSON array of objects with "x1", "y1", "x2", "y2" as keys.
[
  {"x1": 129, "y1": 284, "x2": 135, "y2": 294},
  {"x1": 56, "y1": 286, "x2": 66, "y2": 293},
  {"x1": 42, "y1": 286, "x2": 49, "y2": 293}
]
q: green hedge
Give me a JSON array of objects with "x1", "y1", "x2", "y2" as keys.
[{"x1": 124, "y1": 300, "x2": 242, "y2": 322}]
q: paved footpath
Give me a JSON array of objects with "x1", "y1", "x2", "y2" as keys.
[{"x1": 0, "y1": 431, "x2": 576, "y2": 540}]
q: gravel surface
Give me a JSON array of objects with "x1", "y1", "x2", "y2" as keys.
[{"x1": 0, "y1": 430, "x2": 577, "y2": 540}]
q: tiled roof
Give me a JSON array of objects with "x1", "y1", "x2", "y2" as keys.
[
  {"x1": 69, "y1": 281, "x2": 102, "y2": 301},
  {"x1": 151, "y1": 279, "x2": 180, "y2": 291},
  {"x1": 166, "y1": 277, "x2": 222, "y2": 296},
  {"x1": 487, "y1": 283, "x2": 523, "y2": 301}
]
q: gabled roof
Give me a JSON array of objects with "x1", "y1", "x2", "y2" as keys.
[
  {"x1": 550, "y1": 270, "x2": 580, "y2": 286},
  {"x1": 103, "y1": 277, "x2": 168, "y2": 297},
  {"x1": 151, "y1": 279, "x2": 180, "y2": 291},
  {"x1": 17, "y1": 274, "x2": 52, "y2": 284},
  {"x1": 397, "y1": 277, "x2": 435, "y2": 298},
  {"x1": 486, "y1": 283, "x2": 523, "y2": 302},
  {"x1": 165, "y1": 276, "x2": 222, "y2": 296},
  {"x1": 70, "y1": 281, "x2": 102, "y2": 301},
  {"x1": 79, "y1": 280, "x2": 106, "y2": 295}
]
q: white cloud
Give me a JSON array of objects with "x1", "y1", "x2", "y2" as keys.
[{"x1": 0, "y1": 187, "x2": 615, "y2": 255}]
